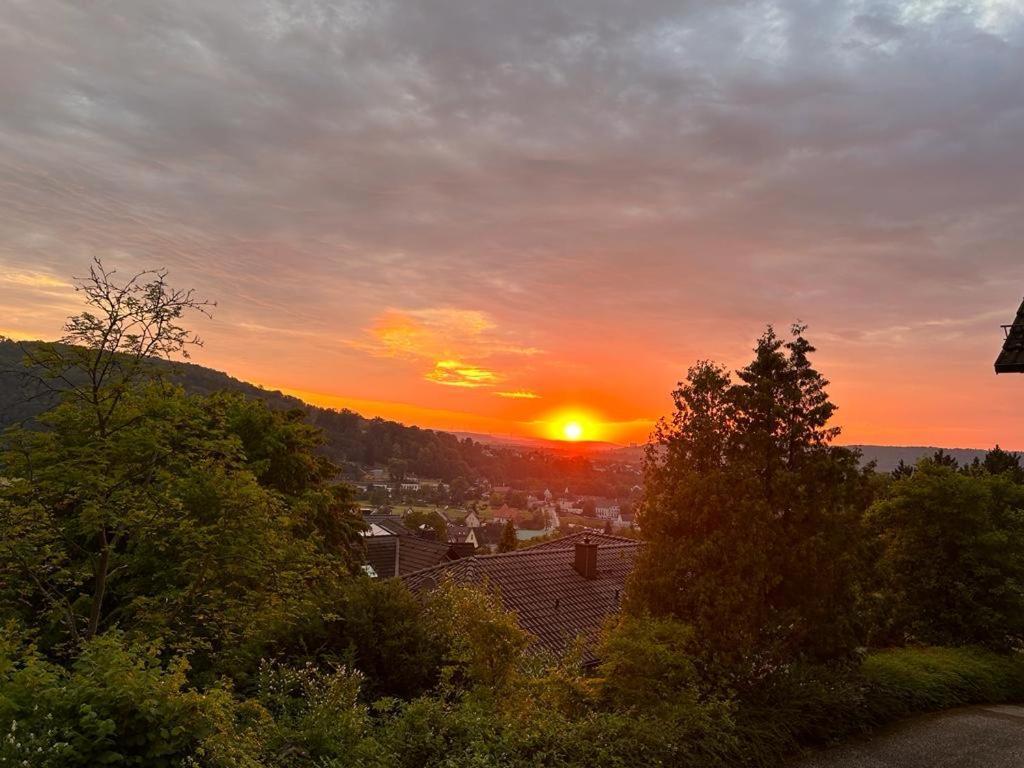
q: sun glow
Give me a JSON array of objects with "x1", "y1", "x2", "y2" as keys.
[{"x1": 541, "y1": 408, "x2": 605, "y2": 443}]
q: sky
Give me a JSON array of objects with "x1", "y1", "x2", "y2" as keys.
[{"x1": 2, "y1": 0, "x2": 1024, "y2": 447}]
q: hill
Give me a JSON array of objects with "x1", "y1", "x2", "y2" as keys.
[
  {"x1": 0, "y1": 340, "x2": 639, "y2": 495},
  {"x1": 845, "y1": 444, "x2": 990, "y2": 472}
]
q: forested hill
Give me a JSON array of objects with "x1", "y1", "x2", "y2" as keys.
[
  {"x1": 847, "y1": 444, "x2": 989, "y2": 472},
  {"x1": 0, "y1": 340, "x2": 632, "y2": 492}
]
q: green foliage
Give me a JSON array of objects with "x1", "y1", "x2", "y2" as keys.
[
  {"x1": 867, "y1": 460, "x2": 1024, "y2": 648},
  {"x1": 0, "y1": 628, "x2": 260, "y2": 768},
  {"x1": 422, "y1": 580, "x2": 531, "y2": 691},
  {"x1": 266, "y1": 578, "x2": 443, "y2": 701},
  {"x1": 403, "y1": 509, "x2": 447, "y2": 542},
  {"x1": 632, "y1": 325, "x2": 875, "y2": 667},
  {"x1": 597, "y1": 617, "x2": 702, "y2": 711},
  {"x1": 0, "y1": 385, "x2": 361, "y2": 680},
  {"x1": 497, "y1": 520, "x2": 517, "y2": 552}
]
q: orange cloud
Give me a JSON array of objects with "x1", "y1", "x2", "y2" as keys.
[
  {"x1": 425, "y1": 359, "x2": 500, "y2": 388},
  {"x1": 496, "y1": 390, "x2": 540, "y2": 399},
  {"x1": 355, "y1": 307, "x2": 541, "y2": 361}
]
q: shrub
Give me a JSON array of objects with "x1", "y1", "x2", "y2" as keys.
[{"x1": 0, "y1": 628, "x2": 259, "y2": 768}]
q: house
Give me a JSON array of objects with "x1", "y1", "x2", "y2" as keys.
[
  {"x1": 594, "y1": 499, "x2": 621, "y2": 520},
  {"x1": 360, "y1": 513, "x2": 467, "y2": 578},
  {"x1": 446, "y1": 524, "x2": 479, "y2": 548},
  {"x1": 403, "y1": 532, "x2": 643, "y2": 662},
  {"x1": 400, "y1": 477, "x2": 421, "y2": 492},
  {"x1": 464, "y1": 510, "x2": 482, "y2": 528}
]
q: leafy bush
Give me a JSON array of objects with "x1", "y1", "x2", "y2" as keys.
[{"x1": 0, "y1": 628, "x2": 259, "y2": 768}]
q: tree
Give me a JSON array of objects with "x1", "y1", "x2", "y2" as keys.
[
  {"x1": 868, "y1": 460, "x2": 1024, "y2": 648},
  {"x1": 891, "y1": 459, "x2": 914, "y2": 480},
  {"x1": 630, "y1": 325, "x2": 872, "y2": 668},
  {"x1": 0, "y1": 262, "x2": 363, "y2": 674},
  {"x1": 498, "y1": 520, "x2": 518, "y2": 552},
  {"x1": 4, "y1": 261, "x2": 212, "y2": 642},
  {"x1": 930, "y1": 449, "x2": 959, "y2": 469},
  {"x1": 983, "y1": 445, "x2": 1024, "y2": 483},
  {"x1": 404, "y1": 509, "x2": 448, "y2": 542}
]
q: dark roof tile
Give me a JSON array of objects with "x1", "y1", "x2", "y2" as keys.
[{"x1": 403, "y1": 538, "x2": 642, "y2": 659}]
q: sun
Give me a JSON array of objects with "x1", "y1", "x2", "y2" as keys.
[{"x1": 562, "y1": 421, "x2": 584, "y2": 441}]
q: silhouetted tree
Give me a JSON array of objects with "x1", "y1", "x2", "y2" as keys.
[{"x1": 983, "y1": 445, "x2": 1024, "y2": 483}]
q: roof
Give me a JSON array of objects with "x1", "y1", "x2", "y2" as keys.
[
  {"x1": 403, "y1": 536, "x2": 643, "y2": 659},
  {"x1": 363, "y1": 514, "x2": 415, "y2": 537},
  {"x1": 363, "y1": 535, "x2": 454, "y2": 578},
  {"x1": 446, "y1": 524, "x2": 471, "y2": 543},
  {"x1": 522, "y1": 531, "x2": 638, "y2": 550},
  {"x1": 996, "y1": 299, "x2": 1024, "y2": 373}
]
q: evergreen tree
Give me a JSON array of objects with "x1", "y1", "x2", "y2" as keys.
[
  {"x1": 983, "y1": 445, "x2": 1024, "y2": 483},
  {"x1": 630, "y1": 325, "x2": 872, "y2": 669},
  {"x1": 498, "y1": 519, "x2": 518, "y2": 552}
]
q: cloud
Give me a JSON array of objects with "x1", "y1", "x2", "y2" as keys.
[
  {"x1": 1, "y1": 0, "x2": 1023, "y2": 442},
  {"x1": 496, "y1": 390, "x2": 541, "y2": 399},
  {"x1": 424, "y1": 359, "x2": 500, "y2": 388},
  {"x1": 357, "y1": 308, "x2": 539, "y2": 360}
]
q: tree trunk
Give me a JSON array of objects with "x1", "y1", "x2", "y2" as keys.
[{"x1": 86, "y1": 529, "x2": 110, "y2": 639}]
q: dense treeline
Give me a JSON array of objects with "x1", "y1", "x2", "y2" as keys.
[
  {"x1": 0, "y1": 341, "x2": 635, "y2": 496},
  {"x1": 1, "y1": 263, "x2": 1023, "y2": 767}
]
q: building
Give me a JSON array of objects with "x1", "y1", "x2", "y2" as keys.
[
  {"x1": 593, "y1": 499, "x2": 621, "y2": 520},
  {"x1": 403, "y1": 532, "x2": 642, "y2": 662},
  {"x1": 995, "y1": 298, "x2": 1024, "y2": 374},
  {"x1": 360, "y1": 513, "x2": 465, "y2": 578},
  {"x1": 446, "y1": 524, "x2": 479, "y2": 548},
  {"x1": 400, "y1": 477, "x2": 421, "y2": 492},
  {"x1": 463, "y1": 510, "x2": 481, "y2": 528}
]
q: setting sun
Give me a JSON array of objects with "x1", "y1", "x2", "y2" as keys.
[{"x1": 563, "y1": 421, "x2": 584, "y2": 441}]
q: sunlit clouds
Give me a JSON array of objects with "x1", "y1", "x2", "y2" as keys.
[{"x1": 424, "y1": 360, "x2": 500, "y2": 388}]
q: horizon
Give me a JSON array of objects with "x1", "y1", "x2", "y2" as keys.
[{"x1": 3, "y1": 1, "x2": 1024, "y2": 447}]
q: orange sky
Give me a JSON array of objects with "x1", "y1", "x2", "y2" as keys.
[
  {"x1": 2, "y1": 1, "x2": 1024, "y2": 449},
  {"x1": 3, "y1": 263, "x2": 1024, "y2": 450}
]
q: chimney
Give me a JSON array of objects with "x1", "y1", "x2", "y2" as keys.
[{"x1": 574, "y1": 537, "x2": 598, "y2": 580}]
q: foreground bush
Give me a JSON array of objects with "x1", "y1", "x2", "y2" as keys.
[{"x1": 736, "y1": 646, "x2": 1024, "y2": 764}]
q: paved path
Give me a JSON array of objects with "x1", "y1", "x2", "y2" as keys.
[{"x1": 794, "y1": 706, "x2": 1024, "y2": 767}]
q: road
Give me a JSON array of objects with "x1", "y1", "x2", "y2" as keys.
[{"x1": 794, "y1": 706, "x2": 1024, "y2": 767}]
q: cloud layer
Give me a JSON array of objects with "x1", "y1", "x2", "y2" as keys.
[{"x1": 1, "y1": 0, "x2": 1023, "y2": 444}]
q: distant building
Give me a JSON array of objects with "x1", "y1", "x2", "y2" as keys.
[
  {"x1": 594, "y1": 499, "x2": 621, "y2": 520},
  {"x1": 400, "y1": 477, "x2": 421, "y2": 492},
  {"x1": 464, "y1": 510, "x2": 481, "y2": 528},
  {"x1": 404, "y1": 532, "x2": 642, "y2": 663}
]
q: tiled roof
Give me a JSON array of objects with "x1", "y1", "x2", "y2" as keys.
[
  {"x1": 363, "y1": 535, "x2": 454, "y2": 578},
  {"x1": 523, "y1": 531, "x2": 638, "y2": 550},
  {"x1": 403, "y1": 538, "x2": 643, "y2": 659},
  {"x1": 996, "y1": 299, "x2": 1024, "y2": 374},
  {"x1": 399, "y1": 537, "x2": 454, "y2": 574},
  {"x1": 365, "y1": 537, "x2": 398, "y2": 578},
  {"x1": 364, "y1": 514, "x2": 415, "y2": 537}
]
